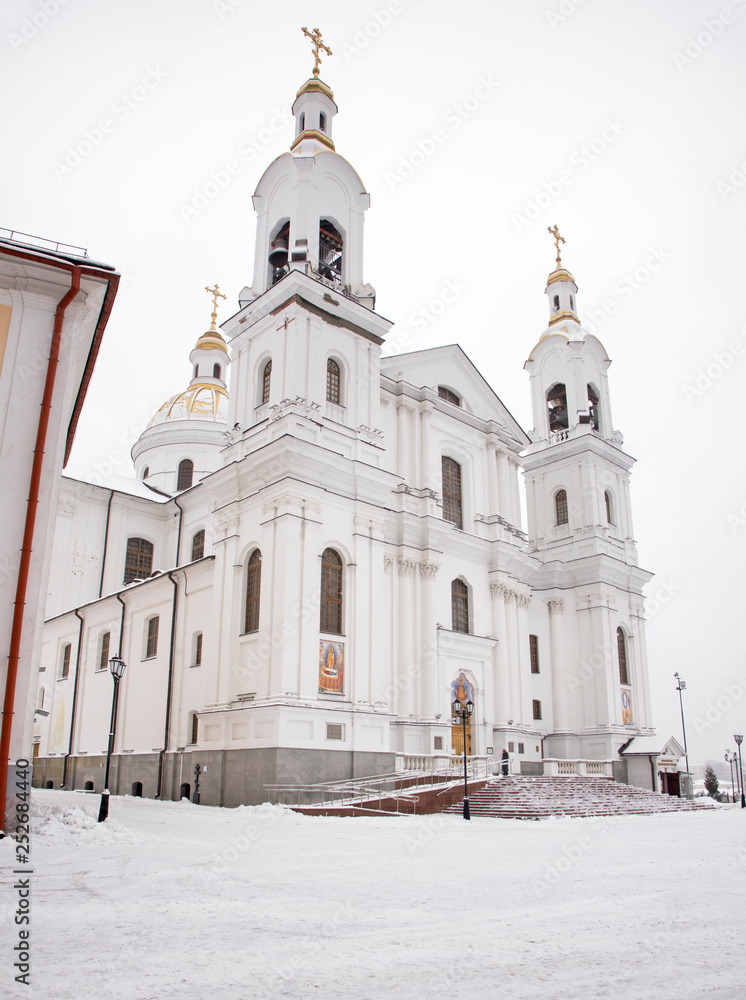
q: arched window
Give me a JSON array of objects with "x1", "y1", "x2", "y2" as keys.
[
  {"x1": 617, "y1": 627, "x2": 629, "y2": 685},
  {"x1": 98, "y1": 631, "x2": 110, "y2": 672},
  {"x1": 451, "y1": 579, "x2": 469, "y2": 633},
  {"x1": 605, "y1": 490, "x2": 614, "y2": 525},
  {"x1": 244, "y1": 550, "x2": 261, "y2": 633},
  {"x1": 142, "y1": 466, "x2": 149, "y2": 480},
  {"x1": 555, "y1": 489, "x2": 569, "y2": 526},
  {"x1": 326, "y1": 358, "x2": 341, "y2": 404},
  {"x1": 438, "y1": 386, "x2": 461, "y2": 406},
  {"x1": 146, "y1": 616, "x2": 159, "y2": 658},
  {"x1": 193, "y1": 365, "x2": 198, "y2": 379},
  {"x1": 319, "y1": 221, "x2": 343, "y2": 281},
  {"x1": 320, "y1": 548, "x2": 343, "y2": 634},
  {"x1": 442, "y1": 457, "x2": 463, "y2": 529},
  {"x1": 319, "y1": 111, "x2": 326, "y2": 133},
  {"x1": 213, "y1": 363, "x2": 221, "y2": 380},
  {"x1": 299, "y1": 112, "x2": 305, "y2": 133},
  {"x1": 193, "y1": 632, "x2": 203, "y2": 667},
  {"x1": 191, "y1": 530, "x2": 205, "y2": 562},
  {"x1": 177, "y1": 459, "x2": 194, "y2": 491},
  {"x1": 262, "y1": 360, "x2": 272, "y2": 404},
  {"x1": 59, "y1": 643, "x2": 71, "y2": 679},
  {"x1": 547, "y1": 384, "x2": 568, "y2": 432},
  {"x1": 124, "y1": 537, "x2": 153, "y2": 584},
  {"x1": 570, "y1": 294, "x2": 575, "y2": 311},
  {"x1": 552, "y1": 294, "x2": 560, "y2": 312}
]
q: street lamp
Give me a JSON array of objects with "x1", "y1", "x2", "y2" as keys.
[
  {"x1": 452, "y1": 698, "x2": 473, "y2": 820},
  {"x1": 735, "y1": 734, "x2": 745, "y2": 809},
  {"x1": 673, "y1": 673, "x2": 690, "y2": 778},
  {"x1": 725, "y1": 750, "x2": 739, "y2": 804},
  {"x1": 97, "y1": 655, "x2": 127, "y2": 823}
]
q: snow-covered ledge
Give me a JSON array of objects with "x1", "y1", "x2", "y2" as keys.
[{"x1": 543, "y1": 759, "x2": 614, "y2": 777}]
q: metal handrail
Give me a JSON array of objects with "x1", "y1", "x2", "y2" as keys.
[{"x1": 0, "y1": 227, "x2": 89, "y2": 258}]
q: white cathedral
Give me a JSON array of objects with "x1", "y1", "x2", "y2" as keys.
[{"x1": 32, "y1": 59, "x2": 658, "y2": 806}]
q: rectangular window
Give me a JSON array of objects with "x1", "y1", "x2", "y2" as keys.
[
  {"x1": 517, "y1": 742, "x2": 525, "y2": 754},
  {"x1": 146, "y1": 616, "x2": 159, "y2": 658},
  {"x1": 190, "y1": 713, "x2": 198, "y2": 745},
  {"x1": 98, "y1": 631, "x2": 110, "y2": 672},
  {"x1": 532, "y1": 699, "x2": 542, "y2": 721},
  {"x1": 441, "y1": 456, "x2": 463, "y2": 529},
  {"x1": 529, "y1": 634, "x2": 540, "y2": 674},
  {"x1": 508, "y1": 741, "x2": 515, "y2": 752},
  {"x1": 60, "y1": 643, "x2": 71, "y2": 679},
  {"x1": 433, "y1": 736, "x2": 444, "y2": 751},
  {"x1": 326, "y1": 723, "x2": 344, "y2": 741},
  {"x1": 194, "y1": 633, "x2": 203, "y2": 666},
  {"x1": 191, "y1": 530, "x2": 205, "y2": 562}
]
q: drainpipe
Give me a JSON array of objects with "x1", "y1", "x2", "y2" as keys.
[
  {"x1": 0, "y1": 266, "x2": 81, "y2": 830},
  {"x1": 155, "y1": 571, "x2": 179, "y2": 799},
  {"x1": 61, "y1": 609, "x2": 85, "y2": 788},
  {"x1": 115, "y1": 593, "x2": 126, "y2": 656},
  {"x1": 173, "y1": 495, "x2": 184, "y2": 568},
  {"x1": 98, "y1": 489, "x2": 115, "y2": 598}
]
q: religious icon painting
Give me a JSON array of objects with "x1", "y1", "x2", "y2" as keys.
[
  {"x1": 319, "y1": 640, "x2": 344, "y2": 694},
  {"x1": 450, "y1": 673, "x2": 474, "y2": 708},
  {"x1": 621, "y1": 688, "x2": 633, "y2": 724}
]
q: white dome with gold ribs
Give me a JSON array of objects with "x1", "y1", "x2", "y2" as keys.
[{"x1": 147, "y1": 382, "x2": 229, "y2": 427}]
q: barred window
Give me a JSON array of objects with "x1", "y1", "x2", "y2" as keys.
[
  {"x1": 177, "y1": 459, "x2": 194, "y2": 491},
  {"x1": 533, "y1": 699, "x2": 542, "y2": 721},
  {"x1": 438, "y1": 386, "x2": 460, "y2": 406},
  {"x1": 191, "y1": 530, "x2": 205, "y2": 562},
  {"x1": 451, "y1": 579, "x2": 469, "y2": 634},
  {"x1": 617, "y1": 627, "x2": 629, "y2": 685},
  {"x1": 146, "y1": 616, "x2": 159, "y2": 659},
  {"x1": 442, "y1": 456, "x2": 463, "y2": 529},
  {"x1": 320, "y1": 548, "x2": 343, "y2": 634},
  {"x1": 124, "y1": 537, "x2": 153, "y2": 584},
  {"x1": 555, "y1": 489, "x2": 568, "y2": 526},
  {"x1": 262, "y1": 360, "x2": 272, "y2": 404},
  {"x1": 244, "y1": 550, "x2": 261, "y2": 634},
  {"x1": 99, "y1": 631, "x2": 110, "y2": 672},
  {"x1": 326, "y1": 359, "x2": 340, "y2": 404},
  {"x1": 529, "y1": 634, "x2": 540, "y2": 674},
  {"x1": 60, "y1": 643, "x2": 71, "y2": 679}
]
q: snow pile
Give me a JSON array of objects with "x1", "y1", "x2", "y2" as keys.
[{"x1": 30, "y1": 792, "x2": 145, "y2": 846}]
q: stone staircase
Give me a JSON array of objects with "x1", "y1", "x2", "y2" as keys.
[{"x1": 442, "y1": 775, "x2": 715, "y2": 820}]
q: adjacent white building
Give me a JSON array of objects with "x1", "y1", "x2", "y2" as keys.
[{"x1": 31, "y1": 71, "x2": 662, "y2": 806}]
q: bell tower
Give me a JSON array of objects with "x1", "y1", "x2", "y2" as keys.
[{"x1": 522, "y1": 228, "x2": 655, "y2": 760}]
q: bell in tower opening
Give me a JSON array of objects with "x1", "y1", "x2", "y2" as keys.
[
  {"x1": 318, "y1": 220, "x2": 343, "y2": 282},
  {"x1": 547, "y1": 383, "x2": 568, "y2": 432},
  {"x1": 269, "y1": 222, "x2": 290, "y2": 283}
]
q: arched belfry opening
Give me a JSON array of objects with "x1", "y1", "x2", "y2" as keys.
[
  {"x1": 547, "y1": 383, "x2": 568, "y2": 432},
  {"x1": 587, "y1": 384, "x2": 600, "y2": 431},
  {"x1": 269, "y1": 221, "x2": 290, "y2": 285},
  {"x1": 319, "y1": 220, "x2": 343, "y2": 281}
]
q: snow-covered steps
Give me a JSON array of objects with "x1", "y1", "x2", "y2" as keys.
[{"x1": 441, "y1": 775, "x2": 716, "y2": 820}]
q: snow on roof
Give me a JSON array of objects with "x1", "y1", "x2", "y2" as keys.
[
  {"x1": 62, "y1": 473, "x2": 172, "y2": 503},
  {"x1": 620, "y1": 735, "x2": 684, "y2": 757}
]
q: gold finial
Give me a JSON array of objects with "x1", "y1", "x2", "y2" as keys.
[
  {"x1": 302, "y1": 26, "x2": 332, "y2": 77},
  {"x1": 204, "y1": 283, "x2": 227, "y2": 332},
  {"x1": 548, "y1": 224, "x2": 566, "y2": 268}
]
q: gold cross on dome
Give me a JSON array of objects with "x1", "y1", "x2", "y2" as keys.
[
  {"x1": 548, "y1": 224, "x2": 566, "y2": 268},
  {"x1": 205, "y1": 283, "x2": 227, "y2": 331},
  {"x1": 302, "y1": 26, "x2": 332, "y2": 77}
]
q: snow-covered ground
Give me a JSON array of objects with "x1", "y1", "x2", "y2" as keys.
[{"x1": 2, "y1": 790, "x2": 745, "y2": 999}]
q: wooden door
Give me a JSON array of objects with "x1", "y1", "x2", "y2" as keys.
[{"x1": 451, "y1": 718, "x2": 471, "y2": 756}]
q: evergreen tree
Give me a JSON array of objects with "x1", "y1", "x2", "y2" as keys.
[{"x1": 704, "y1": 764, "x2": 719, "y2": 798}]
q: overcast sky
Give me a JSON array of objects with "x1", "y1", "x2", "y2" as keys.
[{"x1": 3, "y1": 0, "x2": 745, "y2": 766}]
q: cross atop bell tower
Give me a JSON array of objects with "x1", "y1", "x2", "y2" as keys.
[
  {"x1": 301, "y1": 26, "x2": 332, "y2": 77},
  {"x1": 291, "y1": 27, "x2": 338, "y2": 155}
]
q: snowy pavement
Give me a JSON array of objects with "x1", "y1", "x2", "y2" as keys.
[{"x1": 2, "y1": 789, "x2": 745, "y2": 999}]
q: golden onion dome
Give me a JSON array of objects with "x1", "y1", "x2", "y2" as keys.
[{"x1": 147, "y1": 383, "x2": 229, "y2": 428}]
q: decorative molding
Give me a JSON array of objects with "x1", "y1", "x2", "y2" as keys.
[
  {"x1": 397, "y1": 558, "x2": 417, "y2": 576},
  {"x1": 515, "y1": 593, "x2": 531, "y2": 608},
  {"x1": 57, "y1": 499, "x2": 75, "y2": 515},
  {"x1": 547, "y1": 599, "x2": 564, "y2": 615},
  {"x1": 396, "y1": 401, "x2": 411, "y2": 414},
  {"x1": 383, "y1": 556, "x2": 394, "y2": 574},
  {"x1": 420, "y1": 404, "x2": 434, "y2": 420},
  {"x1": 490, "y1": 582, "x2": 515, "y2": 602},
  {"x1": 380, "y1": 395, "x2": 390, "y2": 408},
  {"x1": 261, "y1": 494, "x2": 321, "y2": 514},
  {"x1": 419, "y1": 561, "x2": 440, "y2": 580},
  {"x1": 508, "y1": 456, "x2": 521, "y2": 469}
]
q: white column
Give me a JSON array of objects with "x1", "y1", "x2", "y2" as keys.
[
  {"x1": 486, "y1": 440, "x2": 500, "y2": 516},
  {"x1": 515, "y1": 593, "x2": 533, "y2": 724},
  {"x1": 496, "y1": 448, "x2": 511, "y2": 519},
  {"x1": 509, "y1": 456, "x2": 522, "y2": 528},
  {"x1": 502, "y1": 587, "x2": 522, "y2": 723},
  {"x1": 419, "y1": 561, "x2": 440, "y2": 717},
  {"x1": 396, "y1": 558, "x2": 416, "y2": 717},
  {"x1": 396, "y1": 402, "x2": 410, "y2": 480},
  {"x1": 420, "y1": 405, "x2": 435, "y2": 492},
  {"x1": 490, "y1": 583, "x2": 510, "y2": 723},
  {"x1": 547, "y1": 599, "x2": 569, "y2": 731}
]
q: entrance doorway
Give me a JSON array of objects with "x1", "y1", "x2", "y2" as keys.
[{"x1": 180, "y1": 783, "x2": 191, "y2": 800}]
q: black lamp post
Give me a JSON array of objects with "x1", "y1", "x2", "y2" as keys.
[
  {"x1": 733, "y1": 733, "x2": 746, "y2": 809},
  {"x1": 453, "y1": 698, "x2": 473, "y2": 820},
  {"x1": 725, "y1": 751, "x2": 737, "y2": 803},
  {"x1": 97, "y1": 655, "x2": 126, "y2": 823},
  {"x1": 673, "y1": 673, "x2": 690, "y2": 779}
]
